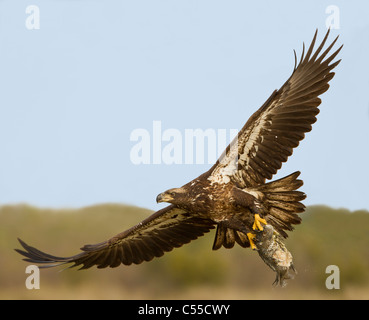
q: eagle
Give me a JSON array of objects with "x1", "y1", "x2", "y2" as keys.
[{"x1": 16, "y1": 29, "x2": 342, "y2": 272}]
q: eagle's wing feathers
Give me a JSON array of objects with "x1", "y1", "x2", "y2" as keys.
[
  {"x1": 208, "y1": 29, "x2": 342, "y2": 188},
  {"x1": 16, "y1": 205, "x2": 215, "y2": 269}
]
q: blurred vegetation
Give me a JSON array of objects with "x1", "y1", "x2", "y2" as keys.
[{"x1": 0, "y1": 203, "x2": 368, "y2": 299}]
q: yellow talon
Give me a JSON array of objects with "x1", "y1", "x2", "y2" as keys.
[
  {"x1": 252, "y1": 213, "x2": 267, "y2": 231},
  {"x1": 247, "y1": 232, "x2": 257, "y2": 250}
]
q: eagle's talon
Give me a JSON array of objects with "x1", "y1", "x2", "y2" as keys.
[
  {"x1": 252, "y1": 213, "x2": 267, "y2": 231},
  {"x1": 247, "y1": 232, "x2": 258, "y2": 250}
]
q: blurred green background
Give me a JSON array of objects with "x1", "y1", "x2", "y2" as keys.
[{"x1": 1, "y1": 204, "x2": 368, "y2": 299}]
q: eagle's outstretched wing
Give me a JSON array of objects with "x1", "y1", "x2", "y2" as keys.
[
  {"x1": 16, "y1": 205, "x2": 214, "y2": 269},
  {"x1": 207, "y1": 29, "x2": 342, "y2": 188}
]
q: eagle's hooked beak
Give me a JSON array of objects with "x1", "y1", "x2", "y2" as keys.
[{"x1": 156, "y1": 192, "x2": 174, "y2": 204}]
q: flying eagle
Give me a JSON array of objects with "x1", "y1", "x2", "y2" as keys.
[{"x1": 16, "y1": 29, "x2": 342, "y2": 271}]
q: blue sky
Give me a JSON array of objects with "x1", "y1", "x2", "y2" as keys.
[{"x1": 0, "y1": 1, "x2": 368, "y2": 212}]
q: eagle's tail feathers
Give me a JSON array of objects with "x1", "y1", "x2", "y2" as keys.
[
  {"x1": 257, "y1": 171, "x2": 306, "y2": 237},
  {"x1": 212, "y1": 171, "x2": 306, "y2": 250}
]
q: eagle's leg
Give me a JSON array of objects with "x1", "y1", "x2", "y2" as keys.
[
  {"x1": 230, "y1": 187, "x2": 267, "y2": 231},
  {"x1": 251, "y1": 201, "x2": 267, "y2": 231},
  {"x1": 220, "y1": 218, "x2": 250, "y2": 234},
  {"x1": 219, "y1": 219, "x2": 258, "y2": 250}
]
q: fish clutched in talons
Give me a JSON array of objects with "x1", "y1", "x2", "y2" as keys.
[
  {"x1": 245, "y1": 213, "x2": 268, "y2": 250},
  {"x1": 254, "y1": 224, "x2": 296, "y2": 287},
  {"x1": 247, "y1": 213, "x2": 267, "y2": 250}
]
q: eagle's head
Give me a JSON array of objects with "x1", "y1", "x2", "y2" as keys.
[{"x1": 156, "y1": 187, "x2": 187, "y2": 206}]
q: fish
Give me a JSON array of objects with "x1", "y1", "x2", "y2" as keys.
[{"x1": 254, "y1": 224, "x2": 296, "y2": 287}]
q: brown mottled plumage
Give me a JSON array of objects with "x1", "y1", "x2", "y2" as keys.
[{"x1": 16, "y1": 30, "x2": 342, "y2": 278}]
